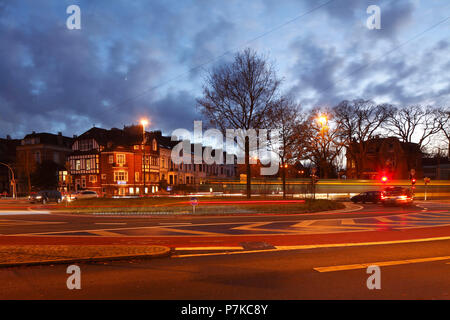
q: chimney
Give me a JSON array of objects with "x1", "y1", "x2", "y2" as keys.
[
  {"x1": 73, "y1": 135, "x2": 78, "y2": 139},
  {"x1": 6, "y1": 135, "x2": 11, "y2": 140},
  {"x1": 58, "y1": 132, "x2": 62, "y2": 136}
]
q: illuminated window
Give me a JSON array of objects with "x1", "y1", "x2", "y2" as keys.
[
  {"x1": 135, "y1": 172, "x2": 139, "y2": 182},
  {"x1": 75, "y1": 160, "x2": 81, "y2": 170},
  {"x1": 117, "y1": 154, "x2": 126, "y2": 165},
  {"x1": 108, "y1": 155, "x2": 113, "y2": 164},
  {"x1": 152, "y1": 139, "x2": 157, "y2": 151},
  {"x1": 89, "y1": 175, "x2": 97, "y2": 183},
  {"x1": 114, "y1": 171, "x2": 128, "y2": 182}
]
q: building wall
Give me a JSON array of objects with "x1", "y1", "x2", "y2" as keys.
[{"x1": 346, "y1": 137, "x2": 422, "y2": 180}]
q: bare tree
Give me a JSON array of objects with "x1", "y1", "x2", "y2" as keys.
[
  {"x1": 197, "y1": 48, "x2": 281, "y2": 198},
  {"x1": 333, "y1": 99, "x2": 394, "y2": 178},
  {"x1": 299, "y1": 109, "x2": 344, "y2": 179},
  {"x1": 265, "y1": 97, "x2": 302, "y2": 198},
  {"x1": 385, "y1": 105, "x2": 441, "y2": 150}
]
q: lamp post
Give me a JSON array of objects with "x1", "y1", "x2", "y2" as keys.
[
  {"x1": 316, "y1": 114, "x2": 328, "y2": 179},
  {"x1": 0, "y1": 161, "x2": 16, "y2": 199},
  {"x1": 140, "y1": 119, "x2": 149, "y2": 196}
]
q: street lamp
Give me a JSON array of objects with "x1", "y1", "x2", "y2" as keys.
[
  {"x1": 317, "y1": 115, "x2": 327, "y2": 125},
  {"x1": 0, "y1": 161, "x2": 16, "y2": 199},
  {"x1": 140, "y1": 119, "x2": 149, "y2": 195}
]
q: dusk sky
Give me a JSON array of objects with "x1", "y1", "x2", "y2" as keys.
[{"x1": 0, "y1": 0, "x2": 449, "y2": 139}]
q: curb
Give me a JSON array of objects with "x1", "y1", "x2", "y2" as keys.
[{"x1": 0, "y1": 246, "x2": 171, "y2": 268}]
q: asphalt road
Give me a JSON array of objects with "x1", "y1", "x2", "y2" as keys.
[
  {"x1": 0, "y1": 238, "x2": 449, "y2": 299},
  {"x1": 0, "y1": 201, "x2": 449, "y2": 299}
]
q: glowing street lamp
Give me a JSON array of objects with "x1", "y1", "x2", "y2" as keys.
[{"x1": 317, "y1": 115, "x2": 327, "y2": 125}]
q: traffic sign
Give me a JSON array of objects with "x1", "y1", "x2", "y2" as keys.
[{"x1": 190, "y1": 197, "x2": 198, "y2": 206}]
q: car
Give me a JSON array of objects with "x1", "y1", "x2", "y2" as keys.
[
  {"x1": 70, "y1": 190, "x2": 99, "y2": 200},
  {"x1": 30, "y1": 190, "x2": 62, "y2": 204},
  {"x1": 350, "y1": 191, "x2": 382, "y2": 204},
  {"x1": 381, "y1": 187, "x2": 413, "y2": 206}
]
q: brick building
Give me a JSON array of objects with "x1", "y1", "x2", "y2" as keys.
[
  {"x1": 346, "y1": 137, "x2": 423, "y2": 179},
  {"x1": 68, "y1": 125, "x2": 161, "y2": 197},
  {"x1": 68, "y1": 125, "x2": 237, "y2": 197},
  {"x1": 15, "y1": 132, "x2": 73, "y2": 195}
]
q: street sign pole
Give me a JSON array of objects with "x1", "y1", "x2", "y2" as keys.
[
  {"x1": 190, "y1": 197, "x2": 198, "y2": 214},
  {"x1": 424, "y1": 177, "x2": 430, "y2": 201}
]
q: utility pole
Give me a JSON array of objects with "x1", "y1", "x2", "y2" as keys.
[
  {"x1": 0, "y1": 161, "x2": 16, "y2": 199},
  {"x1": 141, "y1": 119, "x2": 149, "y2": 196}
]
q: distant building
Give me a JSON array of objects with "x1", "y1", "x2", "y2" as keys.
[
  {"x1": 422, "y1": 157, "x2": 450, "y2": 180},
  {"x1": 0, "y1": 136, "x2": 20, "y2": 195},
  {"x1": 15, "y1": 132, "x2": 73, "y2": 194},
  {"x1": 346, "y1": 137, "x2": 423, "y2": 180}
]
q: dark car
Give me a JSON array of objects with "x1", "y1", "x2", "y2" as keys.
[
  {"x1": 350, "y1": 191, "x2": 382, "y2": 204},
  {"x1": 30, "y1": 190, "x2": 62, "y2": 204},
  {"x1": 381, "y1": 187, "x2": 413, "y2": 206}
]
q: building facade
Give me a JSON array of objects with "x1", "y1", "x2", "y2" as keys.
[
  {"x1": 346, "y1": 137, "x2": 423, "y2": 180},
  {"x1": 15, "y1": 132, "x2": 73, "y2": 195},
  {"x1": 68, "y1": 126, "x2": 237, "y2": 197}
]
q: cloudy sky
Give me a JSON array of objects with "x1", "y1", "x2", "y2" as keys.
[{"x1": 0, "y1": 0, "x2": 449, "y2": 139}]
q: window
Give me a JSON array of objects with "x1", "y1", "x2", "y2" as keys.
[
  {"x1": 86, "y1": 159, "x2": 91, "y2": 170},
  {"x1": 114, "y1": 171, "x2": 128, "y2": 182},
  {"x1": 75, "y1": 159, "x2": 81, "y2": 170},
  {"x1": 101, "y1": 174, "x2": 106, "y2": 180},
  {"x1": 134, "y1": 145, "x2": 139, "y2": 150},
  {"x1": 117, "y1": 154, "x2": 126, "y2": 165},
  {"x1": 152, "y1": 139, "x2": 157, "y2": 151},
  {"x1": 35, "y1": 151, "x2": 41, "y2": 164},
  {"x1": 108, "y1": 155, "x2": 114, "y2": 164},
  {"x1": 89, "y1": 175, "x2": 97, "y2": 183},
  {"x1": 81, "y1": 177, "x2": 86, "y2": 188},
  {"x1": 135, "y1": 172, "x2": 139, "y2": 182}
]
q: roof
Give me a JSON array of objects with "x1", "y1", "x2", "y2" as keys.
[{"x1": 22, "y1": 132, "x2": 73, "y2": 148}]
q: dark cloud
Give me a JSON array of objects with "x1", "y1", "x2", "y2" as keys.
[{"x1": 0, "y1": 0, "x2": 447, "y2": 141}]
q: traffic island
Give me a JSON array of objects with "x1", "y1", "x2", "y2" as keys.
[{"x1": 0, "y1": 244, "x2": 171, "y2": 268}]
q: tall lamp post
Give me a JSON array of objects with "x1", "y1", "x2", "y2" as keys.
[
  {"x1": 316, "y1": 114, "x2": 328, "y2": 178},
  {"x1": 140, "y1": 119, "x2": 149, "y2": 196},
  {"x1": 0, "y1": 161, "x2": 16, "y2": 199}
]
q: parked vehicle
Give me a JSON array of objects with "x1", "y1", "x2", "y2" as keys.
[
  {"x1": 350, "y1": 191, "x2": 382, "y2": 204},
  {"x1": 68, "y1": 190, "x2": 99, "y2": 200},
  {"x1": 381, "y1": 187, "x2": 413, "y2": 206},
  {"x1": 29, "y1": 190, "x2": 62, "y2": 204}
]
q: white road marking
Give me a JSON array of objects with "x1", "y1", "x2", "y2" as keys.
[
  {"x1": 94, "y1": 222, "x2": 127, "y2": 225},
  {"x1": 174, "y1": 236, "x2": 450, "y2": 258},
  {"x1": 158, "y1": 222, "x2": 192, "y2": 225},
  {"x1": 0, "y1": 211, "x2": 50, "y2": 215},
  {"x1": 314, "y1": 255, "x2": 450, "y2": 273}
]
